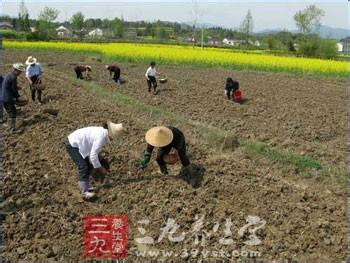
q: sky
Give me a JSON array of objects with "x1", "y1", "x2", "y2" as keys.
[{"x1": 1, "y1": 0, "x2": 349, "y2": 31}]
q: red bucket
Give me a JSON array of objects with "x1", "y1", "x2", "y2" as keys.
[
  {"x1": 233, "y1": 90, "x2": 242, "y2": 102},
  {"x1": 163, "y1": 152, "x2": 179, "y2": 165}
]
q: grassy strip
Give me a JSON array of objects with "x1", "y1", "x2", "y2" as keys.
[
  {"x1": 47, "y1": 68, "x2": 347, "y2": 184},
  {"x1": 240, "y1": 140, "x2": 347, "y2": 184},
  {"x1": 5, "y1": 41, "x2": 349, "y2": 78}
]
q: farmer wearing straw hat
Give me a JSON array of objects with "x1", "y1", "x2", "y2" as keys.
[
  {"x1": 65, "y1": 121, "x2": 124, "y2": 199},
  {"x1": 2, "y1": 63, "x2": 26, "y2": 134},
  {"x1": 25, "y1": 56, "x2": 43, "y2": 103},
  {"x1": 139, "y1": 126, "x2": 190, "y2": 175},
  {"x1": 105, "y1": 64, "x2": 121, "y2": 84},
  {"x1": 74, "y1": 65, "x2": 92, "y2": 80}
]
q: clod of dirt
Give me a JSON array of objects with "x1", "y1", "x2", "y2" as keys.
[
  {"x1": 220, "y1": 135, "x2": 240, "y2": 152},
  {"x1": 42, "y1": 109, "x2": 59, "y2": 117},
  {"x1": 179, "y1": 164, "x2": 205, "y2": 188}
]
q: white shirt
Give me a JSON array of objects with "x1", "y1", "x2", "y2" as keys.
[
  {"x1": 68, "y1": 127, "x2": 109, "y2": 168},
  {"x1": 145, "y1": 66, "x2": 157, "y2": 77},
  {"x1": 26, "y1": 63, "x2": 43, "y2": 78}
]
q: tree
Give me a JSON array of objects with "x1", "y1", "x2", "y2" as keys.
[
  {"x1": 319, "y1": 39, "x2": 338, "y2": 59},
  {"x1": 112, "y1": 17, "x2": 123, "y2": 38},
  {"x1": 294, "y1": 5, "x2": 325, "y2": 35},
  {"x1": 266, "y1": 36, "x2": 276, "y2": 50},
  {"x1": 36, "y1": 7, "x2": 59, "y2": 40},
  {"x1": 240, "y1": 10, "x2": 253, "y2": 47},
  {"x1": 85, "y1": 18, "x2": 95, "y2": 29},
  {"x1": 38, "y1": 7, "x2": 59, "y2": 22},
  {"x1": 71, "y1": 12, "x2": 85, "y2": 31},
  {"x1": 191, "y1": 0, "x2": 201, "y2": 46},
  {"x1": 17, "y1": 0, "x2": 30, "y2": 31}
]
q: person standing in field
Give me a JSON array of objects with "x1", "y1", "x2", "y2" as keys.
[
  {"x1": 225, "y1": 77, "x2": 240, "y2": 100},
  {"x1": 2, "y1": 63, "x2": 26, "y2": 134},
  {"x1": 0, "y1": 75, "x2": 4, "y2": 124},
  {"x1": 145, "y1": 62, "x2": 161, "y2": 94},
  {"x1": 139, "y1": 126, "x2": 190, "y2": 175},
  {"x1": 64, "y1": 121, "x2": 124, "y2": 200},
  {"x1": 105, "y1": 64, "x2": 121, "y2": 84},
  {"x1": 74, "y1": 65, "x2": 92, "y2": 80},
  {"x1": 25, "y1": 56, "x2": 43, "y2": 104}
]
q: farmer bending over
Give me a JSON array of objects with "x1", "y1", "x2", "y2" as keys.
[
  {"x1": 74, "y1": 65, "x2": 92, "y2": 80},
  {"x1": 65, "y1": 121, "x2": 124, "y2": 199},
  {"x1": 2, "y1": 63, "x2": 26, "y2": 135},
  {"x1": 225, "y1": 77, "x2": 239, "y2": 100},
  {"x1": 105, "y1": 64, "x2": 121, "y2": 84},
  {"x1": 25, "y1": 56, "x2": 43, "y2": 103},
  {"x1": 139, "y1": 126, "x2": 190, "y2": 175}
]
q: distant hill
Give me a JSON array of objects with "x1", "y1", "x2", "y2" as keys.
[
  {"x1": 318, "y1": 25, "x2": 350, "y2": 40},
  {"x1": 257, "y1": 25, "x2": 350, "y2": 40}
]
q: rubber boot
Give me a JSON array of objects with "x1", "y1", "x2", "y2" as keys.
[
  {"x1": 79, "y1": 181, "x2": 95, "y2": 199},
  {"x1": 8, "y1": 118, "x2": 16, "y2": 135},
  {"x1": 78, "y1": 181, "x2": 89, "y2": 193}
]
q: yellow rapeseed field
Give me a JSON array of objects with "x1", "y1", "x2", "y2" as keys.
[{"x1": 4, "y1": 40, "x2": 349, "y2": 78}]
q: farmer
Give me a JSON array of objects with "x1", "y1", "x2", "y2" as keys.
[
  {"x1": 25, "y1": 56, "x2": 43, "y2": 103},
  {"x1": 105, "y1": 64, "x2": 121, "y2": 84},
  {"x1": 225, "y1": 77, "x2": 240, "y2": 100},
  {"x1": 74, "y1": 65, "x2": 92, "y2": 80},
  {"x1": 2, "y1": 63, "x2": 26, "y2": 134},
  {"x1": 65, "y1": 121, "x2": 124, "y2": 199},
  {"x1": 145, "y1": 61, "x2": 161, "y2": 94},
  {"x1": 139, "y1": 126, "x2": 190, "y2": 175},
  {"x1": 0, "y1": 75, "x2": 4, "y2": 124}
]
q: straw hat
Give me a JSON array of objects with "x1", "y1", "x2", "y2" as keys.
[
  {"x1": 145, "y1": 126, "x2": 173, "y2": 147},
  {"x1": 107, "y1": 120, "x2": 124, "y2": 139},
  {"x1": 13, "y1": 63, "x2": 25, "y2": 72},
  {"x1": 25, "y1": 56, "x2": 37, "y2": 65}
]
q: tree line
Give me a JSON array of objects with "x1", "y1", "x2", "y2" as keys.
[{"x1": 0, "y1": 2, "x2": 341, "y2": 59}]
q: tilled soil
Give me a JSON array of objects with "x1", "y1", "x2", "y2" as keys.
[{"x1": 1, "y1": 50, "x2": 348, "y2": 262}]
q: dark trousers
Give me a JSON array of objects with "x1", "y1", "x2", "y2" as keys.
[
  {"x1": 0, "y1": 101, "x2": 3, "y2": 123},
  {"x1": 75, "y1": 69, "x2": 84, "y2": 79},
  {"x1": 30, "y1": 75, "x2": 42, "y2": 102},
  {"x1": 65, "y1": 139, "x2": 89, "y2": 182},
  {"x1": 113, "y1": 71, "x2": 120, "y2": 82},
  {"x1": 147, "y1": 76, "x2": 157, "y2": 92},
  {"x1": 3, "y1": 101, "x2": 17, "y2": 119},
  {"x1": 225, "y1": 88, "x2": 238, "y2": 100}
]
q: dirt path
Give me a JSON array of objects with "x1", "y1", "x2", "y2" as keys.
[{"x1": 1, "y1": 50, "x2": 347, "y2": 262}]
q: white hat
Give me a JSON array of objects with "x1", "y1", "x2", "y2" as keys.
[
  {"x1": 145, "y1": 126, "x2": 173, "y2": 147},
  {"x1": 107, "y1": 121, "x2": 124, "y2": 139},
  {"x1": 25, "y1": 56, "x2": 37, "y2": 65}
]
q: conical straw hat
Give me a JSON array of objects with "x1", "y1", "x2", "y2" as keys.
[
  {"x1": 107, "y1": 120, "x2": 124, "y2": 139},
  {"x1": 145, "y1": 126, "x2": 173, "y2": 147}
]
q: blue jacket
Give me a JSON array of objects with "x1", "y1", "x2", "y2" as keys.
[
  {"x1": 1, "y1": 72, "x2": 19, "y2": 102},
  {"x1": 0, "y1": 75, "x2": 3, "y2": 101}
]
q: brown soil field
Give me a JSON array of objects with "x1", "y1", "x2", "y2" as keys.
[{"x1": 1, "y1": 50, "x2": 348, "y2": 262}]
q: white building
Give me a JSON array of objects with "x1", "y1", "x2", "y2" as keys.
[
  {"x1": 338, "y1": 41, "x2": 350, "y2": 54},
  {"x1": 56, "y1": 26, "x2": 70, "y2": 37},
  {"x1": 88, "y1": 28, "x2": 103, "y2": 37},
  {"x1": 0, "y1": 22, "x2": 13, "y2": 30},
  {"x1": 222, "y1": 38, "x2": 242, "y2": 47},
  {"x1": 337, "y1": 42, "x2": 343, "y2": 52}
]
